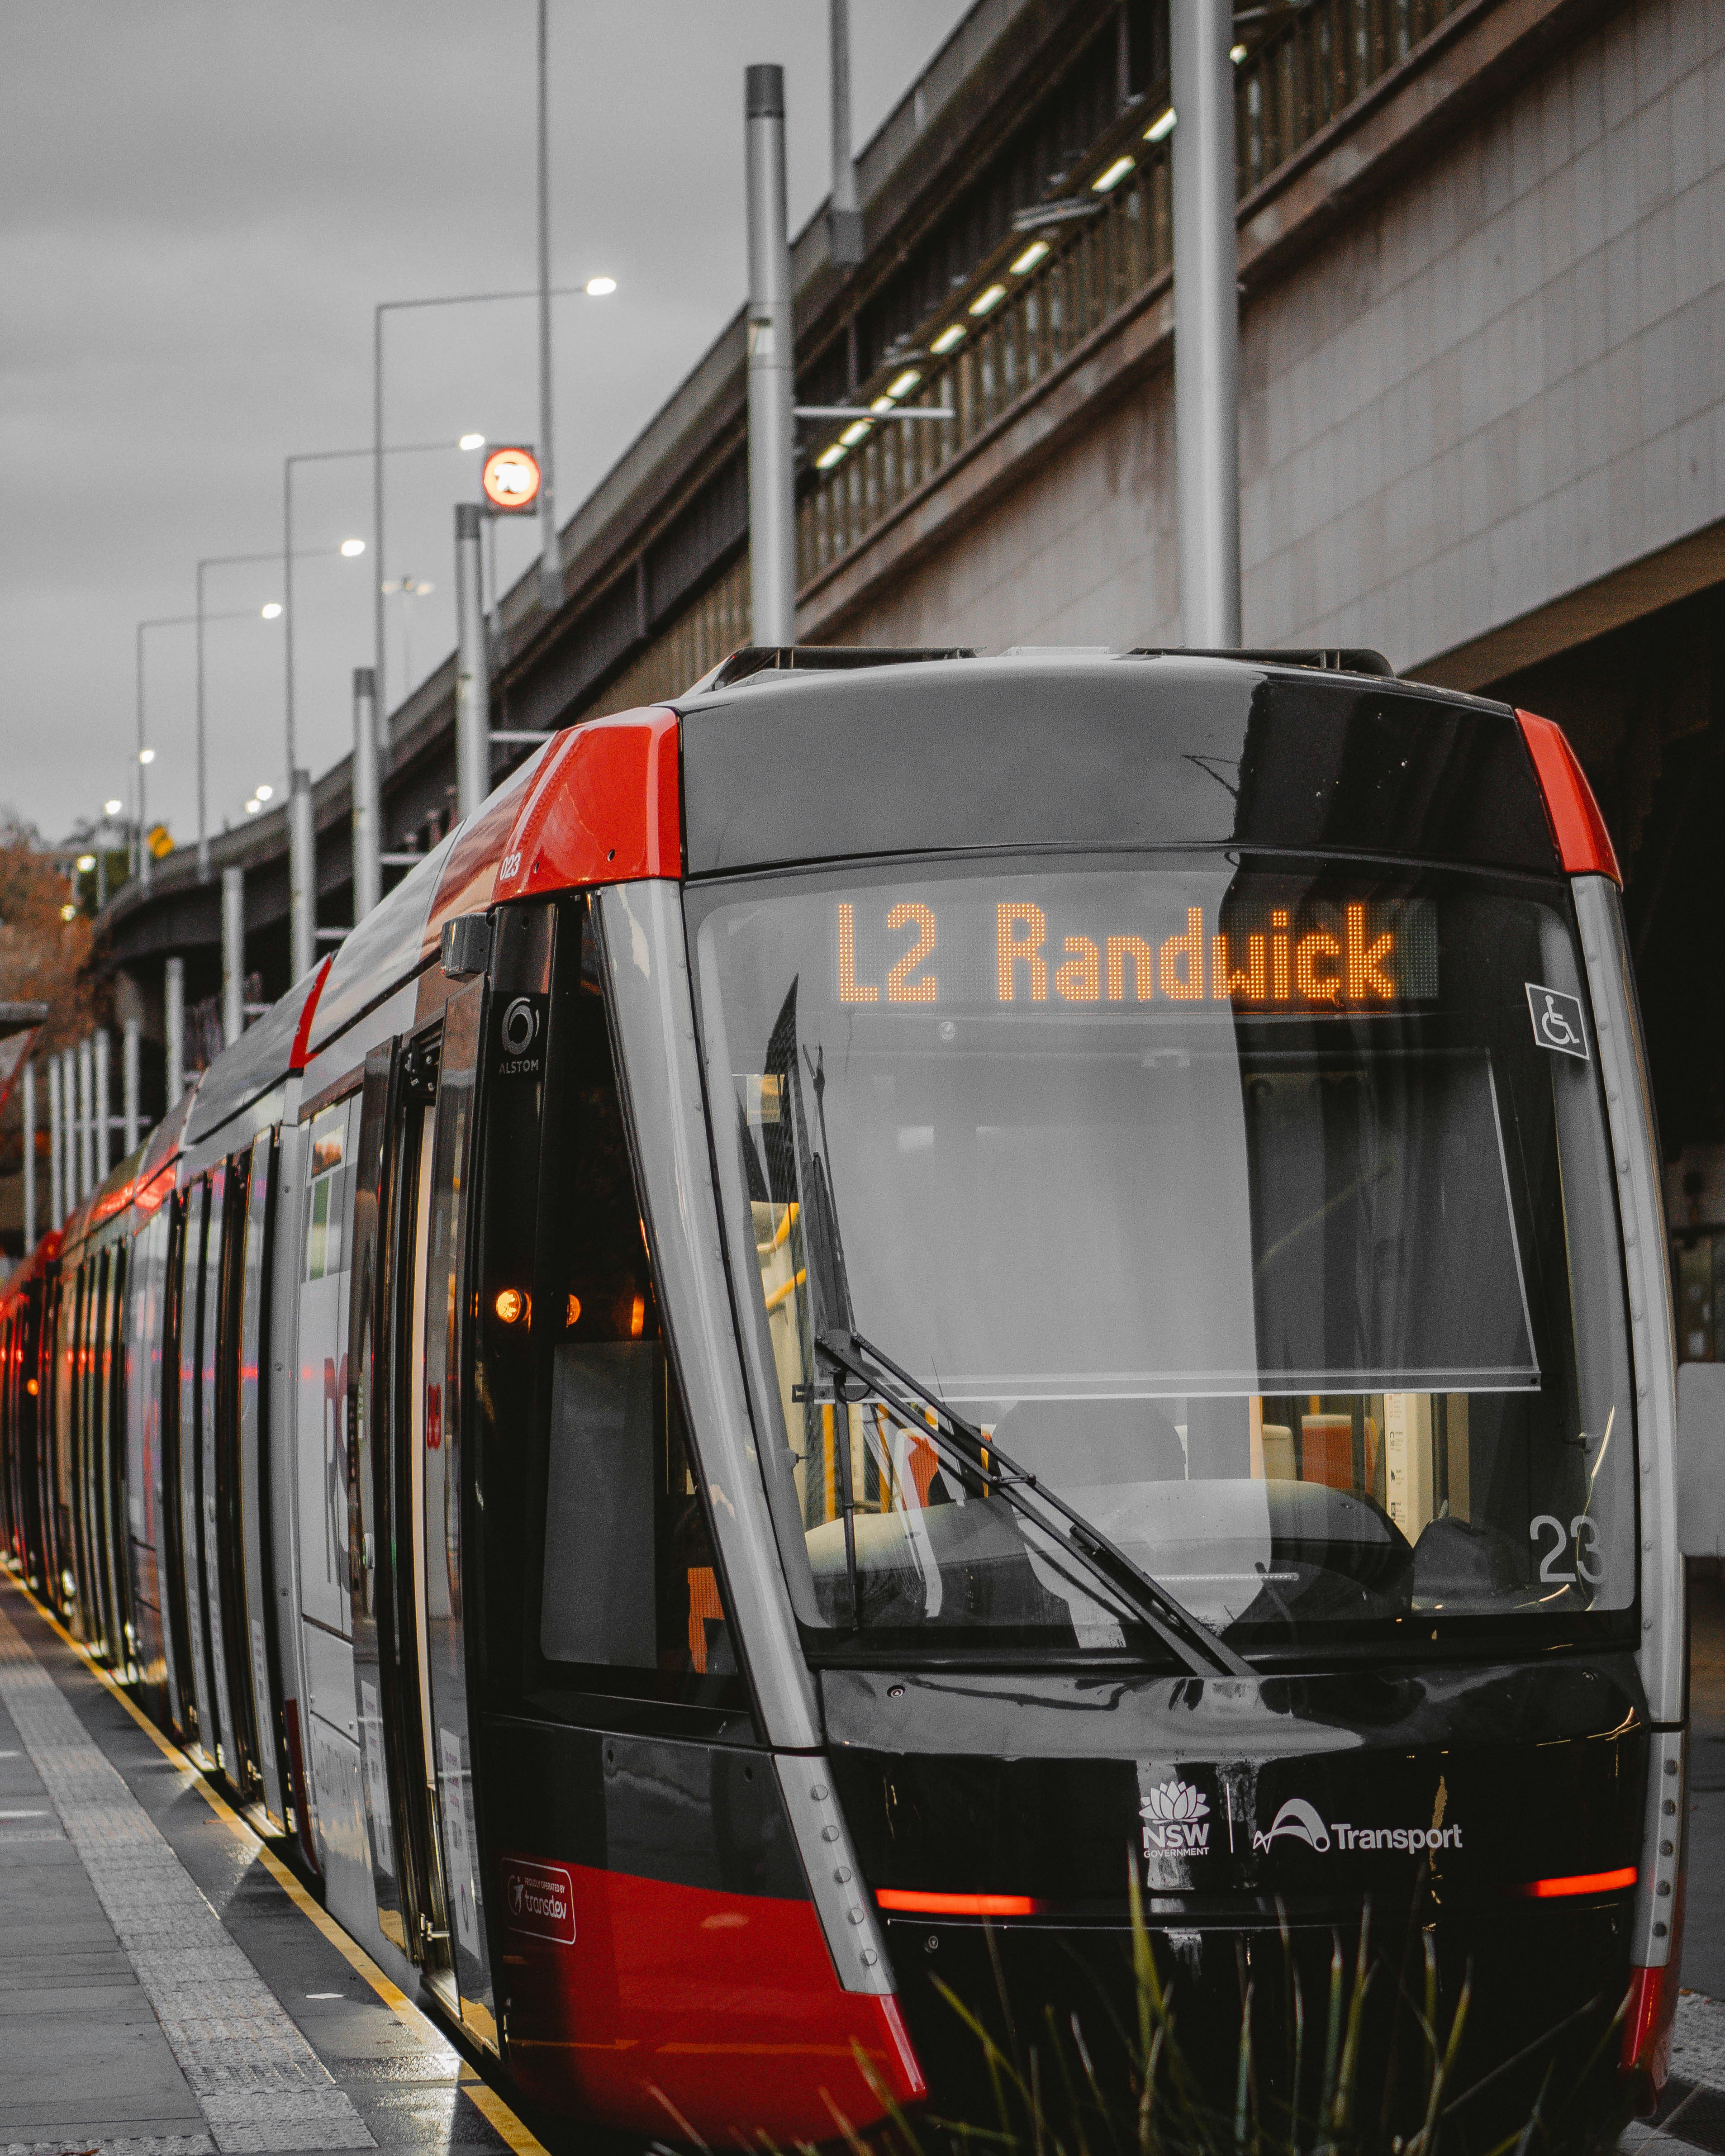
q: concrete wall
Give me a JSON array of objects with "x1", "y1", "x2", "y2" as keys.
[{"x1": 839, "y1": 0, "x2": 1725, "y2": 674}]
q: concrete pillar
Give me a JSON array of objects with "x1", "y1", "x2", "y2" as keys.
[
  {"x1": 94, "y1": 1027, "x2": 111, "y2": 1183},
  {"x1": 455, "y1": 504, "x2": 490, "y2": 823},
  {"x1": 165, "y1": 957, "x2": 185, "y2": 1108},
  {"x1": 1171, "y1": 0, "x2": 1242, "y2": 647},
  {"x1": 222, "y1": 867, "x2": 245, "y2": 1049},
  {"x1": 745, "y1": 64, "x2": 796, "y2": 647},
  {"x1": 23, "y1": 1059, "x2": 37, "y2": 1249},
  {"x1": 352, "y1": 666, "x2": 381, "y2": 922},
  {"x1": 123, "y1": 1018, "x2": 141, "y2": 1157}
]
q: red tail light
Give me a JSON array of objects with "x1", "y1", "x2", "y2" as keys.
[
  {"x1": 1514, "y1": 1866, "x2": 1638, "y2": 1898},
  {"x1": 1622, "y1": 1963, "x2": 1675, "y2": 2092},
  {"x1": 875, "y1": 1889, "x2": 1045, "y2": 1916},
  {"x1": 1516, "y1": 710, "x2": 1621, "y2": 883}
]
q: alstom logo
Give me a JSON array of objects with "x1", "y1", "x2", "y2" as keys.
[{"x1": 1140, "y1": 1778, "x2": 1211, "y2": 1852}]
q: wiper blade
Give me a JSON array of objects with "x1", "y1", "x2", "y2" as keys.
[{"x1": 816, "y1": 1328, "x2": 1253, "y2": 1681}]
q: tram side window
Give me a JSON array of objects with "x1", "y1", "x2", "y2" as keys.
[{"x1": 531, "y1": 906, "x2": 741, "y2": 1708}]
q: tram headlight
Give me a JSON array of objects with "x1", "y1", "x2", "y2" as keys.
[{"x1": 494, "y1": 1287, "x2": 528, "y2": 1326}]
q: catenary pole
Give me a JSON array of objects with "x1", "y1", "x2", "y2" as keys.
[
  {"x1": 94, "y1": 1028, "x2": 111, "y2": 1182},
  {"x1": 22, "y1": 1060, "x2": 36, "y2": 1247},
  {"x1": 165, "y1": 958, "x2": 185, "y2": 1108},
  {"x1": 827, "y1": 0, "x2": 864, "y2": 264},
  {"x1": 77, "y1": 1036, "x2": 93, "y2": 1202},
  {"x1": 455, "y1": 505, "x2": 490, "y2": 822},
  {"x1": 352, "y1": 668, "x2": 381, "y2": 921},
  {"x1": 1171, "y1": 0, "x2": 1242, "y2": 647},
  {"x1": 47, "y1": 1056, "x2": 62, "y2": 1226},
  {"x1": 123, "y1": 1018, "x2": 140, "y2": 1158},
  {"x1": 745, "y1": 64, "x2": 796, "y2": 647},
  {"x1": 222, "y1": 868, "x2": 246, "y2": 1047},
  {"x1": 289, "y1": 771, "x2": 316, "y2": 982}
]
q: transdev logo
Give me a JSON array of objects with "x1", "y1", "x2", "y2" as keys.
[
  {"x1": 1253, "y1": 1797, "x2": 1331, "y2": 1853},
  {"x1": 502, "y1": 1857, "x2": 576, "y2": 1944},
  {"x1": 1140, "y1": 1777, "x2": 1211, "y2": 1853}
]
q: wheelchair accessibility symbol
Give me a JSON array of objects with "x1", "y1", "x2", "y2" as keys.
[{"x1": 1525, "y1": 983, "x2": 1588, "y2": 1061}]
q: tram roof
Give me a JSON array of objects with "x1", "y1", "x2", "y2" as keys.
[{"x1": 669, "y1": 648, "x2": 1566, "y2": 882}]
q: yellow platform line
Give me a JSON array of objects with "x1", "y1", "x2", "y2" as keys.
[{"x1": 0, "y1": 1572, "x2": 547, "y2": 2156}]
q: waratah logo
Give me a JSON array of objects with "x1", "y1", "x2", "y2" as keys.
[
  {"x1": 1253, "y1": 1797, "x2": 1331, "y2": 1853},
  {"x1": 1140, "y1": 1777, "x2": 1211, "y2": 1852}
]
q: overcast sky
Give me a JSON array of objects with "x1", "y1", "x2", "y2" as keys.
[{"x1": 0, "y1": 1, "x2": 971, "y2": 850}]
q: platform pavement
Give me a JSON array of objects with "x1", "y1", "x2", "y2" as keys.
[
  {"x1": 5, "y1": 1557, "x2": 1725, "y2": 2155},
  {"x1": 0, "y1": 1573, "x2": 550, "y2": 2156}
]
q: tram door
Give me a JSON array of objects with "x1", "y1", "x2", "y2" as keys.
[
  {"x1": 157, "y1": 1192, "x2": 195, "y2": 1739},
  {"x1": 99, "y1": 1247, "x2": 132, "y2": 1669},
  {"x1": 9, "y1": 1286, "x2": 43, "y2": 1588},
  {"x1": 176, "y1": 1179, "x2": 219, "y2": 1757},
  {"x1": 234, "y1": 1131, "x2": 288, "y2": 1827},
  {"x1": 210, "y1": 1147, "x2": 267, "y2": 1805},
  {"x1": 350, "y1": 1031, "x2": 455, "y2": 1999}
]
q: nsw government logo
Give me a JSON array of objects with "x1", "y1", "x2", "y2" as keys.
[{"x1": 1140, "y1": 1777, "x2": 1212, "y2": 1853}]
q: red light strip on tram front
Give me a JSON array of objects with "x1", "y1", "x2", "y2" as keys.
[
  {"x1": 874, "y1": 1889, "x2": 1045, "y2": 1917},
  {"x1": 1514, "y1": 1866, "x2": 1637, "y2": 1899}
]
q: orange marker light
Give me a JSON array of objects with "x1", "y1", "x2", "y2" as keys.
[
  {"x1": 630, "y1": 1293, "x2": 646, "y2": 1338},
  {"x1": 875, "y1": 1889, "x2": 1044, "y2": 1917},
  {"x1": 1515, "y1": 1866, "x2": 1637, "y2": 1898},
  {"x1": 494, "y1": 1287, "x2": 527, "y2": 1325},
  {"x1": 566, "y1": 1295, "x2": 582, "y2": 1328},
  {"x1": 25, "y1": 1378, "x2": 38, "y2": 1396}
]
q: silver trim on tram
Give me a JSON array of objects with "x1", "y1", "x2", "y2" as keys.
[
  {"x1": 597, "y1": 883, "x2": 822, "y2": 1753},
  {"x1": 1574, "y1": 873, "x2": 1685, "y2": 1971}
]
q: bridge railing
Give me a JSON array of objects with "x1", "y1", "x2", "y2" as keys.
[{"x1": 796, "y1": 0, "x2": 1468, "y2": 593}]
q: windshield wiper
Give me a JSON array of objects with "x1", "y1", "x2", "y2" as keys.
[{"x1": 816, "y1": 1328, "x2": 1253, "y2": 1681}]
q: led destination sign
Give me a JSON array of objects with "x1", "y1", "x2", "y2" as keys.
[{"x1": 835, "y1": 895, "x2": 1438, "y2": 1011}]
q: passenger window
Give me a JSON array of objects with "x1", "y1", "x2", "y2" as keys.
[{"x1": 542, "y1": 912, "x2": 735, "y2": 1700}]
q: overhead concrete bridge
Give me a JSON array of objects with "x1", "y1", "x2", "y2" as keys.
[{"x1": 98, "y1": 0, "x2": 1725, "y2": 1217}]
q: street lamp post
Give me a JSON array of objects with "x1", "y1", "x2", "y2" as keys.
[
  {"x1": 536, "y1": 0, "x2": 559, "y2": 613},
  {"x1": 136, "y1": 610, "x2": 253, "y2": 891},
  {"x1": 371, "y1": 280, "x2": 613, "y2": 723}
]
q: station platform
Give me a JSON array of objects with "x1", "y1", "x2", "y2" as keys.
[
  {"x1": 8, "y1": 1559, "x2": 1725, "y2": 2156},
  {"x1": 0, "y1": 1573, "x2": 546, "y2": 2156}
]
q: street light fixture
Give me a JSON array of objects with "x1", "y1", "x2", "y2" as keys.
[
  {"x1": 197, "y1": 546, "x2": 353, "y2": 882},
  {"x1": 136, "y1": 606, "x2": 257, "y2": 890},
  {"x1": 371, "y1": 286, "x2": 613, "y2": 718}
]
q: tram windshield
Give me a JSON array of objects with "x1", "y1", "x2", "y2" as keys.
[{"x1": 689, "y1": 856, "x2": 1637, "y2": 1657}]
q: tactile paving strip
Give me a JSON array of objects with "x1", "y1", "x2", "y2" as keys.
[{"x1": 0, "y1": 1606, "x2": 374, "y2": 2154}]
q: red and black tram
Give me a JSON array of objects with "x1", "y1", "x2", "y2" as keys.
[{"x1": 0, "y1": 648, "x2": 1686, "y2": 2145}]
